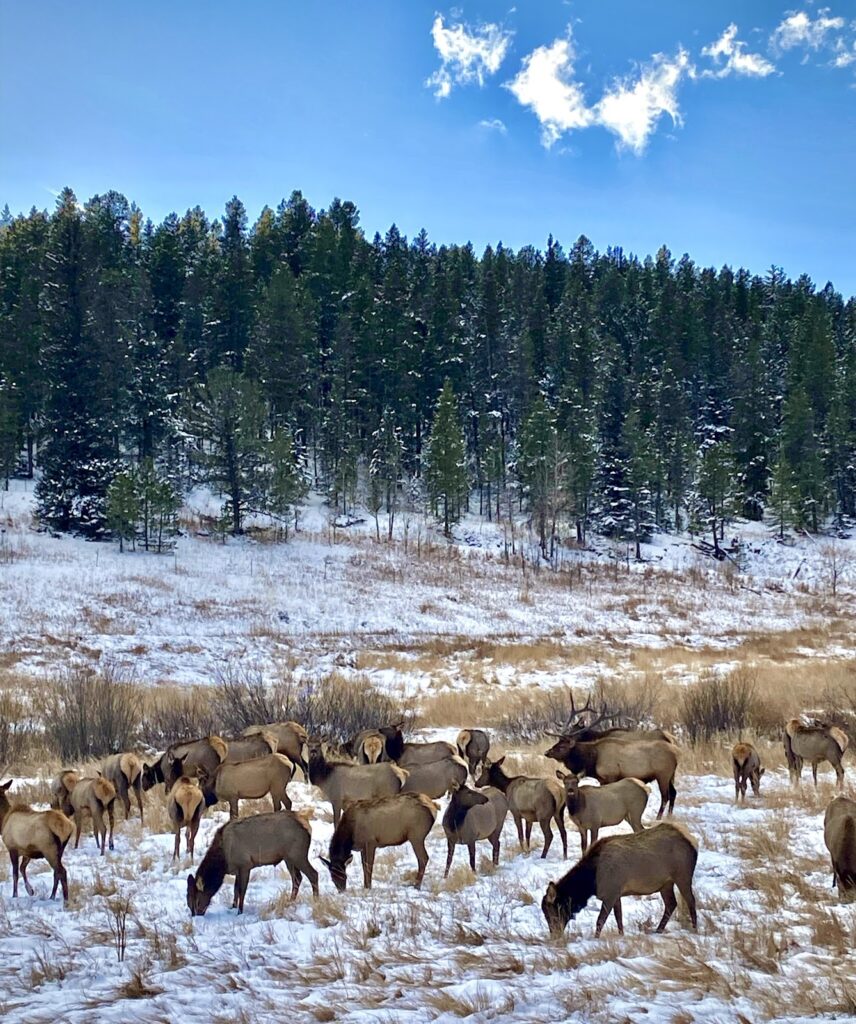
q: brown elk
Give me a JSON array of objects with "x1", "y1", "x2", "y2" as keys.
[
  {"x1": 69, "y1": 776, "x2": 117, "y2": 855},
  {"x1": 347, "y1": 725, "x2": 401, "y2": 762},
  {"x1": 456, "y1": 729, "x2": 491, "y2": 774},
  {"x1": 187, "y1": 810, "x2": 318, "y2": 915},
  {"x1": 545, "y1": 691, "x2": 675, "y2": 745},
  {"x1": 784, "y1": 719, "x2": 848, "y2": 787},
  {"x1": 475, "y1": 757, "x2": 567, "y2": 859},
  {"x1": 50, "y1": 769, "x2": 80, "y2": 813},
  {"x1": 401, "y1": 755, "x2": 469, "y2": 799},
  {"x1": 731, "y1": 742, "x2": 764, "y2": 803},
  {"x1": 168, "y1": 776, "x2": 205, "y2": 861},
  {"x1": 197, "y1": 753, "x2": 295, "y2": 819},
  {"x1": 0, "y1": 780, "x2": 74, "y2": 901},
  {"x1": 305, "y1": 738, "x2": 408, "y2": 826},
  {"x1": 541, "y1": 822, "x2": 698, "y2": 937},
  {"x1": 556, "y1": 772, "x2": 648, "y2": 853},
  {"x1": 101, "y1": 753, "x2": 145, "y2": 823},
  {"x1": 824, "y1": 795, "x2": 856, "y2": 896},
  {"x1": 321, "y1": 792, "x2": 438, "y2": 891},
  {"x1": 144, "y1": 736, "x2": 230, "y2": 793},
  {"x1": 349, "y1": 731, "x2": 386, "y2": 764},
  {"x1": 242, "y1": 721, "x2": 308, "y2": 775},
  {"x1": 442, "y1": 782, "x2": 508, "y2": 875},
  {"x1": 223, "y1": 731, "x2": 277, "y2": 763}
]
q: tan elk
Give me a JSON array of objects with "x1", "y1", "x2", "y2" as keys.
[
  {"x1": 69, "y1": 776, "x2": 117, "y2": 855},
  {"x1": 197, "y1": 753, "x2": 295, "y2": 819},
  {"x1": 102, "y1": 753, "x2": 145, "y2": 823},
  {"x1": 784, "y1": 719, "x2": 848, "y2": 787},
  {"x1": 401, "y1": 755, "x2": 469, "y2": 799},
  {"x1": 187, "y1": 810, "x2": 318, "y2": 915},
  {"x1": 350, "y1": 731, "x2": 385, "y2": 764},
  {"x1": 168, "y1": 776, "x2": 205, "y2": 861},
  {"x1": 456, "y1": 729, "x2": 490, "y2": 774},
  {"x1": 557, "y1": 772, "x2": 648, "y2": 853},
  {"x1": 50, "y1": 769, "x2": 80, "y2": 814},
  {"x1": 305, "y1": 738, "x2": 408, "y2": 826},
  {"x1": 0, "y1": 780, "x2": 74, "y2": 901},
  {"x1": 731, "y1": 742, "x2": 764, "y2": 803},
  {"x1": 542, "y1": 822, "x2": 698, "y2": 937},
  {"x1": 322, "y1": 792, "x2": 438, "y2": 891},
  {"x1": 144, "y1": 736, "x2": 230, "y2": 793},
  {"x1": 381, "y1": 725, "x2": 458, "y2": 767},
  {"x1": 475, "y1": 757, "x2": 567, "y2": 859},
  {"x1": 242, "y1": 721, "x2": 308, "y2": 775},
  {"x1": 223, "y1": 731, "x2": 277, "y2": 764},
  {"x1": 824, "y1": 795, "x2": 856, "y2": 896},
  {"x1": 442, "y1": 781, "x2": 508, "y2": 875}
]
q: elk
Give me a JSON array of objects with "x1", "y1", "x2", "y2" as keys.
[
  {"x1": 0, "y1": 780, "x2": 74, "y2": 901},
  {"x1": 456, "y1": 729, "x2": 490, "y2": 774},
  {"x1": 197, "y1": 753, "x2": 295, "y2": 819},
  {"x1": 475, "y1": 757, "x2": 567, "y2": 859},
  {"x1": 222, "y1": 731, "x2": 277, "y2": 764},
  {"x1": 101, "y1": 752, "x2": 145, "y2": 823},
  {"x1": 824, "y1": 796, "x2": 856, "y2": 896},
  {"x1": 347, "y1": 725, "x2": 402, "y2": 762},
  {"x1": 187, "y1": 810, "x2": 318, "y2": 915},
  {"x1": 541, "y1": 822, "x2": 698, "y2": 937},
  {"x1": 401, "y1": 755, "x2": 469, "y2": 799},
  {"x1": 168, "y1": 776, "x2": 205, "y2": 861},
  {"x1": 50, "y1": 769, "x2": 80, "y2": 814},
  {"x1": 321, "y1": 792, "x2": 438, "y2": 891},
  {"x1": 784, "y1": 719, "x2": 848, "y2": 787},
  {"x1": 69, "y1": 776, "x2": 117, "y2": 855},
  {"x1": 378, "y1": 724, "x2": 458, "y2": 767},
  {"x1": 305, "y1": 738, "x2": 408, "y2": 826},
  {"x1": 557, "y1": 772, "x2": 648, "y2": 853},
  {"x1": 242, "y1": 721, "x2": 309, "y2": 774},
  {"x1": 145, "y1": 736, "x2": 229, "y2": 793},
  {"x1": 545, "y1": 690, "x2": 674, "y2": 745},
  {"x1": 442, "y1": 782, "x2": 508, "y2": 875},
  {"x1": 731, "y1": 742, "x2": 764, "y2": 803},
  {"x1": 349, "y1": 730, "x2": 386, "y2": 764}
]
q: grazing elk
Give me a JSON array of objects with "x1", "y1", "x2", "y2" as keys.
[
  {"x1": 242, "y1": 721, "x2": 308, "y2": 773},
  {"x1": 442, "y1": 781, "x2": 508, "y2": 875},
  {"x1": 305, "y1": 738, "x2": 408, "y2": 826},
  {"x1": 557, "y1": 772, "x2": 648, "y2": 853},
  {"x1": 187, "y1": 810, "x2": 318, "y2": 915},
  {"x1": 168, "y1": 776, "x2": 205, "y2": 861},
  {"x1": 401, "y1": 755, "x2": 469, "y2": 799},
  {"x1": 456, "y1": 729, "x2": 491, "y2": 775},
  {"x1": 0, "y1": 780, "x2": 74, "y2": 901},
  {"x1": 541, "y1": 822, "x2": 699, "y2": 937},
  {"x1": 197, "y1": 753, "x2": 295, "y2": 819},
  {"x1": 69, "y1": 776, "x2": 117, "y2": 855},
  {"x1": 475, "y1": 757, "x2": 567, "y2": 859},
  {"x1": 824, "y1": 796, "x2": 856, "y2": 896},
  {"x1": 731, "y1": 742, "x2": 764, "y2": 803},
  {"x1": 784, "y1": 719, "x2": 849, "y2": 787},
  {"x1": 322, "y1": 792, "x2": 438, "y2": 891},
  {"x1": 102, "y1": 752, "x2": 145, "y2": 823}
]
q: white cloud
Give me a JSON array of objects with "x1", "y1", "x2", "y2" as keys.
[
  {"x1": 831, "y1": 36, "x2": 856, "y2": 67},
  {"x1": 505, "y1": 36, "x2": 592, "y2": 148},
  {"x1": 594, "y1": 49, "x2": 693, "y2": 153},
  {"x1": 701, "y1": 23, "x2": 776, "y2": 78},
  {"x1": 478, "y1": 117, "x2": 508, "y2": 134},
  {"x1": 426, "y1": 14, "x2": 512, "y2": 99},
  {"x1": 770, "y1": 9, "x2": 845, "y2": 53}
]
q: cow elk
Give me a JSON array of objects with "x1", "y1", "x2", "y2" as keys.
[
  {"x1": 401, "y1": 755, "x2": 468, "y2": 799},
  {"x1": 442, "y1": 781, "x2": 508, "y2": 875},
  {"x1": 102, "y1": 752, "x2": 145, "y2": 823},
  {"x1": 0, "y1": 780, "x2": 74, "y2": 901},
  {"x1": 168, "y1": 776, "x2": 205, "y2": 861},
  {"x1": 51, "y1": 769, "x2": 80, "y2": 814},
  {"x1": 456, "y1": 729, "x2": 490, "y2": 774},
  {"x1": 69, "y1": 776, "x2": 117, "y2": 855},
  {"x1": 557, "y1": 772, "x2": 648, "y2": 853},
  {"x1": 322, "y1": 792, "x2": 438, "y2": 891},
  {"x1": 824, "y1": 795, "x2": 856, "y2": 897},
  {"x1": 731, "y1": 742, "x2": 764, "y2": 803},
  {"x1": 305, "y1": 738, "x2": 408, "y2": 826},
  {"x1": 242, "y1": 722, "x2": 308, "y2": 775},
  {"x1": 187, "y1": 810, "x2": 318, "y2": 915},
  {"x1": 784, "y1": 719, "x2": 848, "y2": 787},
  {"x1": 541, "y1": 822, "x2": 699, "y2": 937},
  {"x1": 197, "y1": 753, "x2": 295, "y2": 819},
  {"x1": 475, "y1": 757, "x2": 567, "y2": 859}
]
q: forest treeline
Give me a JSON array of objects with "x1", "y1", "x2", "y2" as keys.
[{"x1": 0, "y1": 187, "x2": 854, "y2": 554}]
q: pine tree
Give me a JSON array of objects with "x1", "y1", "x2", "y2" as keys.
[
  {"x1": 266, "y1": 429, "x2": 306, "y2": 538},
  {"x1": 622, "y1": 407, "x2": 655, "y2": 559},
  {"x1": 425, "y1": 380, "x2": 468, "y2": 537},
  {"x1": 370, "y1": 409, "x2": 404, "y2": 539},
  {"x1": 0, "y1": 379, "x2": 19, "y2": 488},
  {"x1": 518, "y1": 395, "x2": 566, "y2": 557},
  {"x1": 765, "y1": 445, "x2": 798, "y2": 539},
  {"x1": 695, "y1": 434, "x2": 737, "y2": 554},
  {"x1": 106, "y1": 470, "x2": 141, "y2": 552}
]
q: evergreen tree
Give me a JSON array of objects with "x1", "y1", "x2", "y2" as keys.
[
  {"x1": 266, "y1": 428, "x2": 306, "y2": 538},
  {"x1": 370, "y1": 409, "x2": 404, "y2": 539},
  {"x1": 695, "y1": 435, "x2": 737, "y2": 554},
  {"x1": 106, "y1": 469, "x2": 140, "y2": 552},
  {"x1": 425, "y1": 380, "x2": 468, "y2": 537},
  {"x1": 518, "y1": 395, "x2": 567, "y2": 557},
  {"x1": 766, "y1": 445, "x2": 799, "y2": 539}
]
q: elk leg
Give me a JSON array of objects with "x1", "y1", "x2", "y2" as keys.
[
  {"x1": 595, "y1": 898, "x2": 617, "y2": 936},
  {"x1": 668, "y1": 780, "x2": 677, "y2": 816},
  {"x1": 444, "y1": 840, "x2": 455, "y2": 878},
  {"x1": 135, "y1": 781, "x2": 145, "y2": 825},
  {"x1": 733, "y1": 769, "x2": 740, "y2": 803},
  {"x1": 511, "y1": 811, "x2": 524, "y2": 850},
  {"x1": 812, "y1": 762, "x2": 818, "y2": 787},
  {"x1": 676, "y1": 880, "x2": 698, "y2": 930},
  {"x1": 173, "y1": 829, "x2": 181, "y2": 860},
  {"x1": 555, "y1": 811, "x2": 568, "y2": 858},
  {"x1": 656, "y1": 885, "x2": 677, "y2": 932},
  {"x1": 287, "y1": 863, "x2": 302, "y2": 899},
  {"x1": 835, "y1": 761, "x2": 844, "y2": 789},
  {"x1": 229, "y1": 799, "x2": 239, "y2": 819},
  {"x1": 107, "y1": 802, "x2": 115, "y2": 851},
  {"x1": 655, "y1": 782, "x2": 668, "y2": 820},
  {"x1": 539, "y1": 817, "x2": 553, "y2": 859},
  {"x1": 468, "y1": 843, "x2": 476, "y2": 872},
  {"x1": 232, "y1": 876, "x2": 241, "y2": 908},
  {"x1": 74, "y1": 813, "x2": 83, "y2": 850},
  {"x1": 524, "y1": 819, "x2": 533, "y2": 850},
  {"x1": 235, "y1": 867, "x2": 250, "y2": 913},
  {"x1": 612, "y1": 900, "x2": 623, "y2": 934},
  {"x1": 412, "y1": 837, "x2": 429, "y2": 888},
  {"x1": 20, "y1": 856, "x2": 35, "y2": 896},
  {"x1": 362, "y1": 845, "x2": 376, "y2": 889},
  {"x1": 490, "y1": 833, "x2": 501, "y2": 866},
  {"x1": 9, "y1": 849, "x2": 19, "y2": 896}
]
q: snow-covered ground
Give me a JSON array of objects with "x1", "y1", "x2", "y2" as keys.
[{"x1": 1, "y1": 751, "x2": 853, "y2": 1024}]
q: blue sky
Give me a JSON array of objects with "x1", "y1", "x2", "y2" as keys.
[{"x1": 2, "y1": 1, "x2": 855, "y2": 293}]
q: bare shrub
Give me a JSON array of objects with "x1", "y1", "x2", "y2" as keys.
[
  {"x1": 679, "y1": 668, "x2": 759, "y2": 744},
  {"x1": 141, "y1": 686, "x2": 219, "y2": 747},
  {"x1": 0, "y1": 691, "x2": 34, "y2": 773},
  {"x1": 591, "y1": 675, "x2": 665, "y2": 728},
  {"x1": 107, "y1": 894, "x2": 133, "y2": 963},
  {"x1": 38, "y1": 664, "x2": 141, "y2": 760}
]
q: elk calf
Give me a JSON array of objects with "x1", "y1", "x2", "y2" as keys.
[
  {"x1": 322, "y1": 792, "x2": 438, "y2": 891},
  {"x1": 824, "y1": 795, "x2": 856, "y2": 897},
  {"x1": 542, "y1": 822, "x2": 699, "y2": 937},
  {"x1": 475, "y1": 757, "x2": 567, "y2": 859},
  {"x1": 557, "y1": 773, "x2": 648, "y2": 853},
  {"x1": 731, "y1": 742, "x2": 764, "y2": 803},
  {"x1": 187, "y1": 810, "x2": 318, "y2": 915},
  {"x1": 168, "y1": 776, "x2": 205, "y2": 861},
  {"x1": 442, "y1": 782, "x2": 508, "y2": 875},
  {"x1": 69, "y1": 776, "x2": 117, "y2": 855},
  {"x1": 0, "y1": 780, "x2": 74, "y2": 901}
]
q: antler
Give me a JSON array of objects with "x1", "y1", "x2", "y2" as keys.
[{"x1": 553, "y1": 689, "x2": 612, "y2": 736}]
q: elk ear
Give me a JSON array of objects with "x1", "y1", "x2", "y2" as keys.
[
  {"x1": 544, "y1": 882, "x2": 558, "y2": 905},
  {"x1": 555, "y1": 770, "x2": 566, "y2": 780},
  {"x1": 186, "y1": 873, "x2": 195, "y2": 890},
  {"x1": 758, "y1": 767, "x2": 766, "y2": 777},
  {"x1": 320, "y1": 857, "x2": 331, "y2": 868},
  {"x1": 494, "y1": 755, "x2": 505, "y2": 767},
  {"x1": 196, "y1": 876, "x2": 205, "y2": 892}
]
